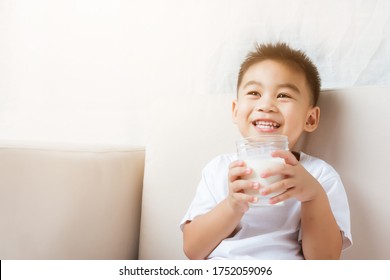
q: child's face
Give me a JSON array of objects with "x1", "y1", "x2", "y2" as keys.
[{"x1": 232, "y1": 59, "x2": 320, "y2": 149}]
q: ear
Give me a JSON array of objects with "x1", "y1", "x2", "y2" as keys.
[
  {"x1": 232, "y1": 99, "x2": 239, "y2": 124},
  {"x1": 304, "y1": 106, "x2": 320, "y2": 132}
]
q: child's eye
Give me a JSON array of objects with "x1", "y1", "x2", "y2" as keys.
[
  {"x1": 247, "y1": 91, "x2": 261, "y2": 97},
  {"x1": 277, "y1": 93, "x2": 291, "y2": 99}
]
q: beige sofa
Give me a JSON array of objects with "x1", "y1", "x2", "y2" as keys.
[
  {"x1": 1, "y1": 86, "x2": 390, "y2": 259},
  {"x1": 0, "y1": 144, "x2": 145, "y2": 259}
]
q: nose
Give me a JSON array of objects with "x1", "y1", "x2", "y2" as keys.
[{"x1": 255, "y1": 95, "x2": 277, "y2": 112}]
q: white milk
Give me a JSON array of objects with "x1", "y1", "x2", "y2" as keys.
[
  {"x1": 236, "y1": 135, "x2": 288, "y2": 206},
  {"x1": 242, "y1": 156, "x2": 285, "y2": 206}
]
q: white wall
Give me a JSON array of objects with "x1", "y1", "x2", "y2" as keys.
[{"x1": 1, "y1": 0, "x2": 389, "y2": 146}]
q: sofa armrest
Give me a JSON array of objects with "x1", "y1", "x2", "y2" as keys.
[{"x1": 0, "y1": 143, "x2": 145, "y2": 259}]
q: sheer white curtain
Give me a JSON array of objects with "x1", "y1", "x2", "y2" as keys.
[
  {"x1": 190, "y1": 0, "x2": 390, "y2": 95},
  {"x1": 0, "y1": 0, "x2": 389, "y2": 145}
]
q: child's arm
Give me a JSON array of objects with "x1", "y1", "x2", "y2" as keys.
[
  {"x1": 182, "y1": 160, "x2": 258, "y2": 260},
  {"x1": 261, "y1": 150, "x2": 343, "y2": 259},
  {"x1": 300, "y1": 187, "x2": 343, "y2": 259}
]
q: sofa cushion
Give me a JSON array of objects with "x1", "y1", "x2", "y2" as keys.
[
  {"x1": 303, "y1": 86, "x2": 390, "y2": 259},
  {"x1": 139, "y1": 94, "x2": 240, "y2": 259}
]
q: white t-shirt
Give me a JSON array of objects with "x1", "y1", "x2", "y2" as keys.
[{"x1": 180, "y1": 152, "x2": 352, "y2": 259}]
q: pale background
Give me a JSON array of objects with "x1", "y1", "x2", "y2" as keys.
[{"x1": 1, "y1": 0, "x2": 389, "y2": 146}]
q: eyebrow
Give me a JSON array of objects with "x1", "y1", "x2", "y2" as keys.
[
  {"x1": 242, "y1": 81, "x2": 301, "y2": 94},
  {"x1": 278, "y1": 83, "x2": 301, "y2": 94}
]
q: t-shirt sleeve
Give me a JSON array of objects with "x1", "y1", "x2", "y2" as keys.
[
  {"x1": 322, "y1": 171, "x2": 353, "y2": 250},
  {"x1": 179, "y1": 156, "x2": 228, "y2": 231},
  {"x1": 298, "y1": 161, "x2": 353, "y2": 251}
]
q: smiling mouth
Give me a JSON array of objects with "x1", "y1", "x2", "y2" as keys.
[{"x1": 252, "y1": 120, "x2": 281, "y2": 129}]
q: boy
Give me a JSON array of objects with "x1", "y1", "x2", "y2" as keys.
[{"x1": 180, "y1": 42, "x2": 352, "y2": 259}]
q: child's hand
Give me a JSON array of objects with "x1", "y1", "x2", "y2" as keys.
[
  {"x1": 259, "y1": 150, "x2": 323, "y2": 205},
  {"x1": 227, "y1": 160, "x2": 259, "y2": 213}
]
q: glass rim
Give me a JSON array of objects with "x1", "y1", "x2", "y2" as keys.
[{"x1": 236, "y1": 135, "x2": 288, "y2": 144}]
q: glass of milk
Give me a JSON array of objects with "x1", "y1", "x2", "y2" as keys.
[{"x1": 236, "y1": 135, "x2": 288, "y2": 207}]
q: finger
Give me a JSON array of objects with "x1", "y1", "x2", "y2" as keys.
[
  {"x1": 268, "y1": 187, "x2": 295, "y2": 205},
  {"x1": 259, "y1": 163, "x2": 287, "y2": 179},
  {"x1": 260, "y1": 179, "x2": 292, "y2": 197},
  {"x1": 271, "y1": 150, "x2": 298, "y2": 165},
  {"x1": 232, "y1": 192, "x2": 259, "y2": 204},
  {"x1": 231, "y1": 180, "x2": 259, "y2": 193},
  {"x1": 228, "y1": 166, "x2": 251, "y2": 182},
  {"x1": 229, "y1": 160, "x2": 246, "y2": 169}
]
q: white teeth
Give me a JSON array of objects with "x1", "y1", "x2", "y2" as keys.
[{"x1": 254, "y1": 121, "x2": 280, "y2": 128}]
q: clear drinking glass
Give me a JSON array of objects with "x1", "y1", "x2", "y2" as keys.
[{"x1": 236, "y1": 135, "x2": 288, "y2": 206}]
